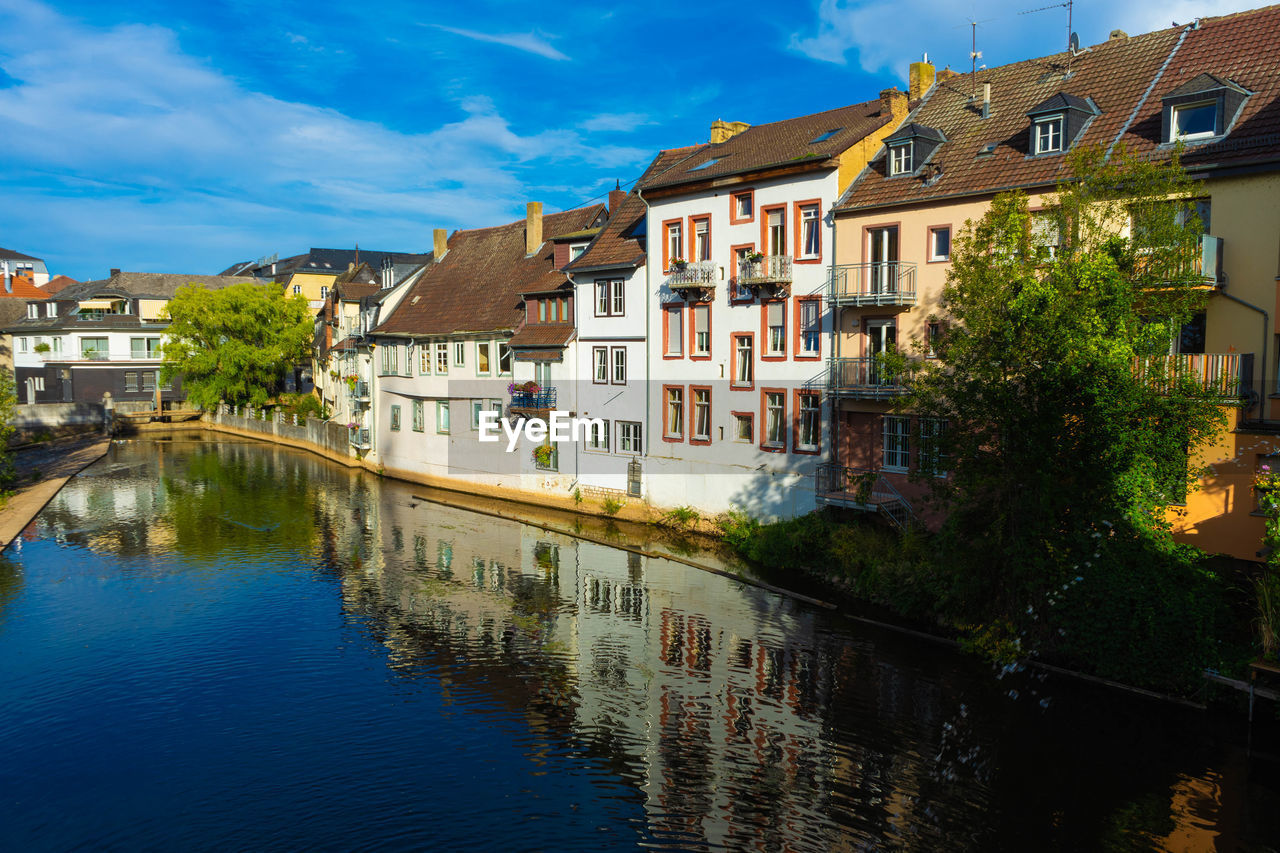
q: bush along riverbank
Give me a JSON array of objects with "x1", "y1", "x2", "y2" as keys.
[{"x1": 718, "y1": 508, "x2": 1255, "y2": 698}]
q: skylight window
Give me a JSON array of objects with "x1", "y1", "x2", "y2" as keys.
[
  {"x1": 687, "y1": 158, "x2": 721, "y2": 172},
  {"x1": 810, "y1": 128, "x2": 843, "y2": 144}
]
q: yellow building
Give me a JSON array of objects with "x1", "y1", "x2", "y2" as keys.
[{"x1": 828, "y1": 6, "x2": 1280, "y2": 560}]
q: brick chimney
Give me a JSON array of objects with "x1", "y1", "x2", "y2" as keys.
[
  {"x1": 525, "y1": 202, "x2": 543, "y2": 256},
  {"x1": 608, "y1": 181, "x2": 626, "y2": 215},
  {"x1": 110, "y1": 268, "x2": 121, "y2": 278},
  {"x1": 710, "y1": 119, "x2": 750, "y2": 144},
  {"x1": 879, "y1": 87, "x2": 908, "y2": 120},
  {"x1": 909, "y1": 54, "x2": 935, "y2": 100},
  {"x1": 938, "y1": 66, "x2": 959, "y2": 82},
  {"x1": 433, "y1": 228, "x2": 448, "y2": 260}
]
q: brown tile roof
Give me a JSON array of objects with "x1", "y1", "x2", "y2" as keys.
[
  {"x1": 840, "y1": 5, "x2": 1280, "y2": 212},
  {"x1": 373, "y1": 204, "x2": 607, "y2": 337},
  {"x1": 40, "y1": 275, "x2": 79, "y2": 295},
  {"x1": 507, "y1": 323, "x2": 575, "y2": 349},
  {"x1": 563, "y1": 148, "x2": 703, "y2": 273},
  {"x1": 642, "y1": 100, "x2": 896, "y2": 191}
]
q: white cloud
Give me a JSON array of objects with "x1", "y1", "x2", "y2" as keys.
[
  {"x1": 0, "y1": 1, "x2": 645, "y2": 277},
  {"x1": 578, "y1": 112, "x2": 654, "y2": 133},
  {"x1": 428, "y1": 24, "x2": 569, "y2": 61}
]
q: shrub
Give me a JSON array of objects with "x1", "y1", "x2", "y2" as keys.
[
  {"x1": 601, "y1": 497, "x2": 623, "y2": 516},
  {"x1": 659, "y1": 505, "x2": 699, "y2": 530}
]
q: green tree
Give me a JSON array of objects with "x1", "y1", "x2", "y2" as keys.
[
  {"x1": 901, "y1": 146, "x2": 1229, "y2": 623},
  {"x1": 161, "y1": 281, "x2": 313, "y2": 409},
  {"x1": 0, "y1": 371, "x2": 16, "y2": 489}
]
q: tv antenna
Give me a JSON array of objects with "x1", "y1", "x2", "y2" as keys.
[
  {"x1": 1021, "y1": 0, "x2": 1076, "y2": 72},
  {"x1": 957, "y1": 16, "x2": 996, "y2": 101}
]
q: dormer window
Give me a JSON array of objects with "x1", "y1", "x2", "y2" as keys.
[
  {"x1": 890, "y1": 144, "x2": 913, "y2": 176},
  {"x1": 882, "y1": 123, "x2": 945, "y2": 178},
  {"x1": 1026, "y1": 92, "x2": 1098, "y2": 157},
  {"x1": 1033, "y1": 116, "x2": 1064, "y2": 154},
  {"x1": 1160, "y1": 73, "x2": 1249, "y2": 145}
]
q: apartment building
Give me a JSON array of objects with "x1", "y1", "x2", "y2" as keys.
[
  {"x1": 637, "y1": 95, "x2": 912, "y2": 519},
  {"x1": 829, "y1": 5, "x2": 1280, "y2": 558}
]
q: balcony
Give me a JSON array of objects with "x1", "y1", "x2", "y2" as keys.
[
  {"x1": 828, "y1": 262, "x2": 917, "y2": 307},
  {"x1": 1135, "y1": 235, "x2": 1224, "y2": 285},
  {"x1": 830, "y1": 357, "x2": 910, "y2": 399},
  {"x1": 737, "y1": 255, "x2": 792, "y2": 297},
  {"x1": 666, "y1": 261, "x2": 717, "y2": 302},
  {"x1": 510, "y1": 386, "x2": 557, "y2": 414},
  {"x1": 348, "y1": 380, "x2": 370, "y2": 402},
  {"x1": 815, "y1": 463, "x2": 916, "y2": 530},
  {"x1": 349, "y1": 427, "x2": 371, "y2": 450},
  {"x1": 1135, "y1": 352, "x2": 1254, "y2": 402}
]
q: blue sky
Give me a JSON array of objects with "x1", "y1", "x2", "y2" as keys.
[{"x1": 0, "y1": 0, "x2": 1258, "y2": 280}]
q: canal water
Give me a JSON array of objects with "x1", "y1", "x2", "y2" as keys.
[{"x1": 1, "y1": 436, "x2": 1278, "y2": 851}]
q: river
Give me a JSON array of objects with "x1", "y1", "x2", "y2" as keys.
[{"x1": 0, "y1": 435, "x2": 1277, "y2": 850}]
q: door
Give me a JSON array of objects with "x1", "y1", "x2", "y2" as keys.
[
  {"x1": 868, "y1": 226, "x2": 899, "y2": 294},
  {"x1": 866, "y1": 320, "x2": 896, "y2": 386}
]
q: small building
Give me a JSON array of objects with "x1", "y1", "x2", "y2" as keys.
[{"x1": 0, "y1": 248, "x2": 50, "y2": 287}]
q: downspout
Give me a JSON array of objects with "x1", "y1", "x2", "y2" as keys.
[
  {"x1": 637, "y1": 186, "x2": 653, "y2": 469},
  {"x1": 1217, "y1": 278, "x2": 1269, "y2": 421}
]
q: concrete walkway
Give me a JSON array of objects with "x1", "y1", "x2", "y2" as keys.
[{"x1": 0, "y1": 436, "x2": 111, "y2": 549}]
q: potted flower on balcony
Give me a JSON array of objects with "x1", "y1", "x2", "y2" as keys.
[
  {"x1": 745, "y1": 250, "x2": 765, "y2": 263},
  {"x1": 1257, "y1": 464, "x2": 1280, "y2": 513},
  {"x1": 33, "y1": 342, "x2": 51, "y2": 355},
  {"x1": 669, "y1": 257, "x2": 687, "y2": 271},
  {"x1": 344, "y1": 373, "x2": 359, "y2": 392},
  {"x1": 532, "y1": 444, "x2": 554, "y2": 467}
]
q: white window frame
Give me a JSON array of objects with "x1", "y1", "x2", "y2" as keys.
[
  {"x1": 764, "y1": 392, "x2": 785, "y2": 447},
  {"x1": 800, "y1": 300, "x2": 821, "y2": 355},
  {"x1": 618, "y1": 420, "x2": 642, "y2": 454},
  {"x1": 929, "y1": 226, "x2": 951, "y2": 262},
  {"x1": 436, "y1": 401, "x2": 450, "y2": 434},
  {"x1": 665, "y1": 387, "x2": 684, "y2": 439},
  {"x1": 733, "y1": 335, "x2": 753, "y2": 387},
  {"x1": 733, "y1": 413, "x2": 753, "y2": 443},
  {"x1": 665, "y1": 306, "x2": 683, "y2": 357},
  {"x1": 593, "y1": 347, "x2": 608, "y2": 383},
  {"x1": 890, "y1": 144, "x2": 913, "y2": 176},
  {"x1": 798, "y1": 394, "x2": 820, "y2": 451},
  {"x1": 766, "y1": 302, "x2": 786, "y2": 356},
  {"x1": 1033, "y1": 115, "x2": 1064, "y2": 154},
  {"x1": 586, "y1": 419, "x2": 610, "y2": 452},
  {"x1": 693, "y1": 218, "x2": 710, "y2": 262},
  {"x1": 412, "y1": 400, "x2": 424, "y2": 432},
  {"x1": 418, "y1": 345, "x2": 431, "y2": 375},
  {"x1": 692, "y1": 305, "x2": 710, "y2": 356},
  {"x1": 1172, "y1": 100, "x2": 1218, "y2": 141},
  {"x1": 454, "y1": 342, "x2": 465, "y2": 367},
  {"x1": 435, "y1": 342, "x2": 448, "y2": 374},
  {"x1": 883, "y1": 415, "x2": 910, "y2": 472},
  {"x1": 497, "y1": 343, "x2": 512, "y2": 375},
  {"x1": 611, "y1": 347, "x2": 627, "y2": 385},
  {"x1": 476, "y1": 341, "x2": 491, "y2": 375},
  {"x1": 799, "y1": 205, "x2": 820, "y2": 258},
  {"x1": 666, "y1": 222, "x2": 682, "y2": 270},
  {"x1": 692, "y1": 388, "x2": 711, "y2": 441}
]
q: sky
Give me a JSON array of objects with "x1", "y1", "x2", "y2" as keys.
[{"x1": 0, "y1": 0, "x2": 1261, "y2": 281}]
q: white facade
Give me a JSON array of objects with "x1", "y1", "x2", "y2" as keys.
[{"x1": 642, "y1": 169, "x2": 835, "y2": 519}]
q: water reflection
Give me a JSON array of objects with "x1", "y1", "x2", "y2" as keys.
[{"x1": 11, "y1": 436, "x2": 1280, "y2": 851}]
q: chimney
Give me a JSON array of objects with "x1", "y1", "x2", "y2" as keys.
[
  {"x1": 433, "y1": 228, "x2": 448, "y2": 260},
  {"x1": 981, "y1": 82, "x2": 991, "y2": 119},
  {"x1": 2, "y1": 261, "x2": 10, "y2": 294},
  {"x1": 608, "y1": 180, "x2": 626, "y2": 215},
  {"x1": 879, "y1": 87, "x2": 908, "y2": 119},
  {"x1": 348, "y1": 262, "x2": 355, "y2": 272},
  {"x1": 525, "y1": 202, "x2": 543, "y2": 256},
  {"x1": 110, "y1": 268, "x2": 121, "y2": 278},
  {"x1": 709, "y1": 119, "x2": 750, "y2": 144},
  {"x1": 909, "y1": 54, "x2": 935, "y2": 101},
  {"x1": 938, "y1": 66, "x2": 959, "y2": 82},
  {"x1": 1109, "y1": 29, "x2": 1128, "y2": 40}
]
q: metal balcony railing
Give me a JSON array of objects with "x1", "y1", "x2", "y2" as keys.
[
  {"x1": 737, "y1": 255, "x2": 792, "y2": 286},
  {"x1": 666, "y1": 260, "x2": 717, "y2": 288},
  {"x1": 815, "y1": 463, "x2": 916, "y2": 530},
  {"x1": 350, "y1": 428, "x2": 371, "y2": 449},
  {"x1": 828, "y1": 262, "x2": 917, "y2": 306},
  {"x1": 830, "y1": 357, "x2": 910, "y2": 398},
  {"x1": 1135, "y1": 352, "x2": 1253, "y2": 401},
  {"x1": 348, "y1": 380, "x2": 370, "y2": 400},
  {"x1": 510, "y1": 387, "x2": 557, "y2": 411}
]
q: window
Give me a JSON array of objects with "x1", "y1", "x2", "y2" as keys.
[
  {"x1": 534, "y1": 441, "x2": 559, "y2": 471},
  {"x1": 883, "y1": 415, "x2": 910, "y2": 471},
  {"x1": 454, "y1": 342, "x2": 465, "y2": 367},
  {"x1": 292, "y1": 284, "x2": 301, "y2": 295},
  {"x1": 799, "y1": 299, "x2": 820, "y2": 356},
  {"x1": 692, "y1": 305, "x2": 710, "y2": 357},
  {"x1": 765, "y1": 301, "x2": 786, "y2": 357},
  {"x1": 692, "y1": 388, "x2": 711, "y2": 442},
  {"x1": 1031, "y1": 213, "x2": 1062, "y2": 260},
  {"x1": 765, "y1": 208, "x2": 786, "y2": 256},
  {"x1": 920, "y1": 418, "x2": 948, "y2": 477},
  {"x1": 534, "y1": 362, "x2": 552, "y2": 388},
  {"x1": 927, "y1": 322, "x2": 944, "y2": 358},
  {"x1": 611, "y1": 279, "x2": 624, "y2": 316},
  {"x1": 537, "y1": 299, "x2": 547, "y2": 323},
  {"x1": 799, "y1": 204, "x2": 820, "y2": 259},
  {"x1": 733, "y1": 413, "x2": 754, "y2": 443},
  {"x1": 618, "y1": 421, "x2": 642, "y2": 454},
  {"x1": 81, "y1": 337, "x2": 108, "y2": 359},
  {"x1": 929, "y1": 227, "x2": 951, "y2": 261},
  {"x1": 51, "y1": 337, "x2": 62, "y2": 354},
  {"x1": 587, "y1": 419, "x2": 610, "y2": 451},
  {"x1": 890, "y1": 144, "x2": 913, "y2": 176},
  {"x1": 17, "y1": 337, "x2": 27, "y2": 354},
  {"x1": 435, "y1": 342, "x2": 448, "y2": 374},
  {"x1": 471, "y1": 400, "x2": 483, "y2": 430},
  {"x1": 611, "y1": 347, "x2": 627, "y2": 384},
  {"x1": 569, "y1": 243, "x2": 586, "y2": 261},
  {"x1": 320, "y1": 286, "x2": 329, "y2": 298},
  {"x1": 412, "y1": 400, "x2": 424, "y2": 432},
  {"x1": 797, "y1": 394, "x2": 820, "y2": 452},
  {"x1": 731, "y1": 190, "x2": 754, "y2": 223},
  {"x1": 595, "y1": 281, "x2": 609, "y2": 316},
  {"x1": 390, "y1": 404, "x2": 402, "y2": 431},
  {"x1": 693, "y1": 218, "x2": 710, "y2": 261},
  {"x1": 31, "y1": 376, "x2": 44, "y2": 392},
  {"x1": 141, "y1": 371, "x2": 156, "y2": 392},
  {"x1": 477, "y1": 342, "x2": 491, "y2": 374},
  {"x1": 381, "y1": 343, "x2": 399, "y2": 375},
  {"x1": 593, "y1": 347, "x2": 608, "y2": 383},
  {"x1": 733, "y1": 335, "x2": 753, "y2": 387},
  {"x1": 1172, "y1": 101, "x2": 1217, "y2": 140},
  {"x1": 131, "y1": 337, "x2": 161, "y2": 359},
  {"x1": 732, "y1": 246, "x2": 755, "y2": 301},
  {"x1": 436, "y1": 401, "x2": 450, "y2": 434},
  {"x1": 488, "y1": 399, "x2": 503, "y2": 420},
  {"x1": 665, "y1": 387, "x2": 684, "y2": 439},
  {"x1": 26, "y1": 303, "x2": 38, "y2": 319},
  {"x1": 1033, "y1": 116, "x2": 1064, "y2": 154},
  {"x1": 594, "y1": 279, "x2": 624, "y2": 317},
  {"x1": 125, "y1": 372, "x2": 138, "y2": 392},
  {"x1": 664, "y1": 306, "x2": 683, "y2": 357},
  {"x1": 764, "y1": 391, "x2": 785, "y2": 448},
  {"x1": 665, "y1": 221, "x2": 683, "y2": 270},
  {"x1": 497, "y1": 343, "x2": 512, "y2": 375},
  {"x1": 45, "y1": 303, "x2": 56, "y2": 318}
]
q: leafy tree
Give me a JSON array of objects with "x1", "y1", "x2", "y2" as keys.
[
  {"x1": 161, "y1": 281, "x2": 313, "y2": 410},
  {"x1": 0, "y1": 371, "x2": 16, "y2": 489},
  {"x1": 900, "y1": 145, "x2": 1229, "y2": 623}
]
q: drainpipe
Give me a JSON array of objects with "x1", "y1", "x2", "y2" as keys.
[
  {"x1": 637, "y1": 187, "x2": 653, "y2": 470},
  {"x1": 1217, "y1": 276, "x2": 1268, "y2": 421}
]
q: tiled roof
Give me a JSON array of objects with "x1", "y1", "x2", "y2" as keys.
[
  {"x1": 642, "y1": 99, "x2": 896, "y2": 191},
  {"x1": 0, "y1": 276, "x2": 49, "y2": 299},
  {"x1": 373, "y1": 204, "x2": 607, "y2": 337},
  {"x1": 40, "y1": 275, "x2": 79, "y2": 295},
  {"x1": 840, "y1": 4, "x2": 1280, "y2": 212},
  {"x1": 508, "y1": 323, "x2": 575, "y2": 349},
  {"x1": 0, "y1": 247, "x2": 42, "y2": 262},
  {"x1": 55, "y1": 272, "x2": 257, "y2": 302},
  {"x1": 563, "y1": 148, "x2": 702, "y2": 273}
]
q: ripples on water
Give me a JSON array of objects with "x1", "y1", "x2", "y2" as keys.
[{"x1": 0, "y1": 437, "x2": 1277, "y2": 851}]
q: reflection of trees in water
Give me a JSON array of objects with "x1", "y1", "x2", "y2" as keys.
[{"x1": 0, "y1": 556, "x2": 21, "y2": 623}]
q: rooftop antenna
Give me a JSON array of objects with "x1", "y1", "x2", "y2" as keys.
[
  {"x1": 956, "y1": 16, "x2": 995, "y2": 101},
  {"x1": 1020, "y1": 0, "x2": 1075, "y2": 72}
]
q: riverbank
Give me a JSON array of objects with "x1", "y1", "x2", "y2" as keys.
[{"x1": 0, "y1": 435, "x2": 111, "y2": 548}]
